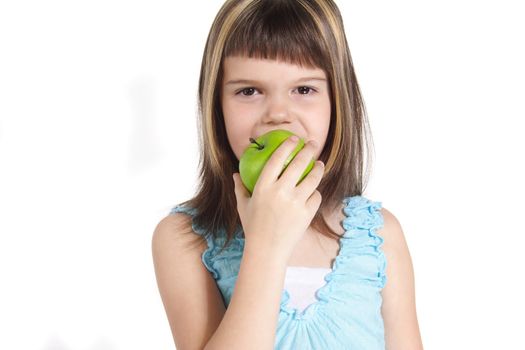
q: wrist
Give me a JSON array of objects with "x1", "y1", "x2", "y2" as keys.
[{"x1": 243, "y1": 239, "x2": 289, "y2": 268}]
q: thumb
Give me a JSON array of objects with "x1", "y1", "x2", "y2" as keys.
[{"x1": 232, "y1": 173, "x2": 250, "y2": 200}]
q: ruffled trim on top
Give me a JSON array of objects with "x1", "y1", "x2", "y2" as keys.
[
  {"x1": 169, "y1": 205, "x2": 244, "y2": 280},
  {"x1": 170, "y1": 205, "x2": 220, "y2": 279},
  {"x1": 279, "y1": 195, "x2": 387, "y2": 320},
  {"x1": 171, "y1": 195, "x2": 387, "y2": 321},
  {"x1": 340, "y1": 195, "x2": 387, "y2": 289}
]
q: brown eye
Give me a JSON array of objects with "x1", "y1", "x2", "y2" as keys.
[
  {"x1": 239, "y1": 88, "x2": 256, "y2": 96},
  {"x1": 297, "y1": 86, "x2": 315, "y2": 95}
]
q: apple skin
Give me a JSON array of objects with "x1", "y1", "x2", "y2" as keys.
[{"x1": 239, "y1": 129, "x2": 315, "y2": 195}]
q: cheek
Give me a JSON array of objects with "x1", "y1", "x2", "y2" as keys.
[
  {"x1": 222, "y1": 100, "x2": 238, "y2": 133},
  {"x1": 302, "y1": 101, "x2": 330, "y2": 126},
  {"x1": 224, "y1": 103, "x2": 254, "y2": 122},
  {"x1": 222, "y1": 99, "x2": 257, "y2": 155},
  {"x1": 304, "y1": 101, "x2": 330, "y2": 158},
  {"x1": 223, "y1": 122, "x2": 242, "y2": 156},
  {"x1": 222, "y1": 118, "x2": 251, "y2": 161},
  {"x1": 232, "y1": 134, "x2": 246, "y2": 160}
]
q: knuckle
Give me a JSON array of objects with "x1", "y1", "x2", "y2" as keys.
[
  {"x1": 276, "y1": 185, "x2": 295, "y2": 199},
  {"x1": 274, "y1": 185, "x2": 289, "y2": 199},
  {"x1": 286, "y1": 138, "x2": 299, "y2": 148},
  {"x1": 305, "y1": 144, "x2": 318, "y2": 158},
  {"x1": 313, "y1": 166, "x2": 324, "y2": 178},
  {"x1": 252, "y1": 183, "x2": 265, "y2": 196},
  {"x1": 275, "y1": 141, "x2": 295, "y2": 158},
  {"x1": 296, "y1": 150, "x2": 312, "y2": 163},
  {"x1": 308, "y1": 140, "x2": 319, "y2": 150}
]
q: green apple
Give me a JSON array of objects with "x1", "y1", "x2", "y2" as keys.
[{"x1": 239, "y1": 129, "x2": 315, "y2": 194}]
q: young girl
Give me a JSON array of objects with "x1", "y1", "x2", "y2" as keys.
[{"x1": 152, "y1": 1, "x2": 423, "y2": 349}]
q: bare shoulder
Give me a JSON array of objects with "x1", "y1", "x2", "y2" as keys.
[
  {"x1": 151, "y1": 212, "x2": 225, "y2": 350},
  {"x1": 376, "y1": 207, "x2": 412, "y2": 289},
  {"x1": 376, "y1": 207, "x2": 424, "y2": 350},
  {"x1": 152, "y1": 212, "x2": 207, "y2": 253},
  {"x1": 377, "y1": 207, "x2": 407, "y2": 251}
]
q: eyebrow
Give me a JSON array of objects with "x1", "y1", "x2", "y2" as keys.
[{"x1": 225, "y1": 77, "x2": 327, "y2": 86}]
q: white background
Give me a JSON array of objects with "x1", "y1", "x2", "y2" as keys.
[{"x1": 1, "y1": 1, "x2": 523, "y2": 349}]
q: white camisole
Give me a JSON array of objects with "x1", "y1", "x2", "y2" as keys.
[{"x1": 284, "y1": 266, "x2": 333, "y2": 312}]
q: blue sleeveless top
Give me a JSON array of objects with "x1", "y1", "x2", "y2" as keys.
[{"x1": 170, "y1": 195, "x2": 387, "y2": 349}]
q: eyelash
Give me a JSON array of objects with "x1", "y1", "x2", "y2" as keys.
[{"x1": 235, "y1": 86, "x2": 317, "y2": 97}]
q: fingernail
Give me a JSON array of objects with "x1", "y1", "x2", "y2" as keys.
[{"x1": 289, "y1": 135, "x2": 299, "y2": 142}]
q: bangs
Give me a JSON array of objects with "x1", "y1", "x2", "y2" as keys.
[{"x1": 223, "y1": 1, "x2": 329, "y2": 70}]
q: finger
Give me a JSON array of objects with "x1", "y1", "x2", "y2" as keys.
[
  {"x1": 295, "y1": 160, "x2": 325, "y2": 200},
  {"x1": 305, "y1": 190, "x2": 323, "y2": 214},
  {"x1": 279, "y1": 139, "x2": 320, "y2": 187},
  {"x1": 233, "y1": 173, "x2": 250, "y2": 201},
  {"x1": 255, "y1": 135, "x2": 301, "y2": 189}
]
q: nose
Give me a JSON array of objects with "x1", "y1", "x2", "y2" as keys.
[{"x1": 261, "y1": 94, "x2": 293, "y2": 124}]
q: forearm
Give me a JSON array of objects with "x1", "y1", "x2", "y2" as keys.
[{"x1": 204, "y1": 242, "x2": 287, "y2": 350}]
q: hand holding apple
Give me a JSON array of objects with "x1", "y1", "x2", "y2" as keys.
[
  {"x1": 232, "y1": 130, "x2": 324, "y2": 260},
  {"x1": 238, "y1": 129, "x2": 316, "y2": 194}
]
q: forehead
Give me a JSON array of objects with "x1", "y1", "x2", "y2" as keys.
[{"x1": 222, "y1": 56, "x2": 325, "y2": 79}]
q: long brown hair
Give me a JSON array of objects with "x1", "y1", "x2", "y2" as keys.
[{"x1": 177, "y1": 0, "x2": 374, "y2": 254}]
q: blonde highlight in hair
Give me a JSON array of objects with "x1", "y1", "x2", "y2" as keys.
[{"x1": 178, "y1": 0, "x2": 374, "y2": 253}]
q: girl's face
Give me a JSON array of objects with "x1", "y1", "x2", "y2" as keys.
[{"x1": 220, "y1": 56, "x2": 331, "y2": 162}]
